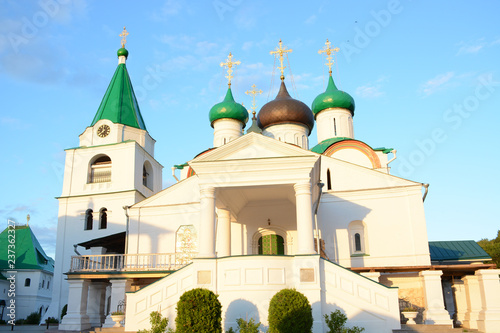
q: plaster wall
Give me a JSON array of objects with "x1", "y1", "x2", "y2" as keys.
[
  {"x1": 316, "y1": 108, "x2": 354, "y2": 142},
  {"x1": 125, "y1": 256, "x2": 400, "y2": 333}
]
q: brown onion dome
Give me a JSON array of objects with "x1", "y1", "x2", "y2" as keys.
[{"x1": 257, "y1": 81, "x2": 314, "y2": 134}]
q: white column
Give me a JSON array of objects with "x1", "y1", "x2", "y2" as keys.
[
  {"x1": 463, "y1": 275, "x2": 482, "y2": 329},
  {"x1": 198, "y1": 186, "x2": 216, "y2": 258},
  {"x1": 419, "y1": 270, "x2": 452, "y2": 326},
  {"x1": 217, "y1": 208, "x2": 231, "y2": 257},
  {"x1": 453, "y1": 279, "x2": 467, "y2": 327},
  {"x1": 294, "y1": 181, "x2": 316, "y2": 255},
  {"x1": 59, "y1": 279, "x2": 91, "y2": 331},
  {"x1": 102, "y1": 279, "x2": 131, "y2": 328},
  {"x1": 476, "y1": 269, "x2": 500, "y2": 333},
  {"x1": 87, "y1": 281, "x2": 107, "y2": 327}
]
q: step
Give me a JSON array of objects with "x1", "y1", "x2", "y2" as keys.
[{"x1": 393, "y1": 324, "x2": 482, "y2": 333}]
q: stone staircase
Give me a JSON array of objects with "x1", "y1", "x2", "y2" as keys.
[{"x1": 393, "y1": 324, "x2": 483, "y2": 333}]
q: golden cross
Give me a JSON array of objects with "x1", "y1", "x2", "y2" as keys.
[
  {"x1": 119, "y1": 27, "x2": 129, "y2": 48},
  {"x1": 220, "y1": 52, "x2": 241, "y2": 87},
  {"x1": 270, "y1": 39, "x2": 292, "y2": 80},
  {"x1": 245, "y1": 84, "x2": 263, "y2": 116},
  {"x1": 318, "y1": 39, "x2": 339, "y2": 74}
]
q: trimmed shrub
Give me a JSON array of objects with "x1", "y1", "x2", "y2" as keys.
[
  {"x1": 176, "y1": 288, "x2": 222, "y2": 333},
  {"x1": 324, "y1": 310, "x2": 365, "y2": 333},
  {"x1": 268, "y1": 288, "x2": 313, "y2": 333},
  {"x1": 25, "y1": 311, "x2": 41, "y2": 324}
]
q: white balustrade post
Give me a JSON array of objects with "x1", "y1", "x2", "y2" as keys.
[
  {"x1": 59, "y1": 279, "x2": 91, "y2": 331},
  {"x1": 419, "y1": 270, "x2": 452, "y2": 326},
  {"x1": 87, "y1": 281, "x2": 107, "y2": 327},
  {"x1": 476, "y1": 269, "x2": 500, "y2": 333},
  {"x1": 294, "y1": 181, "x2": 316, "y2": 255},
  {"x1": 198, "y1": 186, "x2": 217, "y2": 258},
  {"x1": 463, "y1": 275, "x2": 482, "y2": 329},
  {"x1": 102, "y1": 279, "x2": 132, "y2": 328}
]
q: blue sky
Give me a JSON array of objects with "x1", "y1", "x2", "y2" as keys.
[{"x1": 1, "y1": 0, "x2": 499, "y2": 258}]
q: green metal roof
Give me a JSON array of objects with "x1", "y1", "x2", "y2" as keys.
[
  {"x1": 373, "y1": 147, "x2": 394, "y2": 154},
  {"x1": 91, "y1": 58, "x2": 147, "y2": 130},
  {"x1": 429, "y1": 240, "x2": 491, "y2": 262},
  {"x1": 209, "y1": 87, "x2": 249, "y2": 127},
  {"x1": 0, "y1": 226, "x2": 54, "y2": 272},
  {"x1": 311, "y1": 75, "x2": 355, "y2": 117},
  {"x1": 310, "y1": 137, "x2": 353, "y2": 154}
]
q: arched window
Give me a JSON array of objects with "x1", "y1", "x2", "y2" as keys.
[
  {"x1": 24, "y1": 278, "x2": 31, "y2": 287},
  {"x1": 85, "y1": 209, "x2": 93, "y2": 230},
  {"x1": 327, "y1": 169, "x2": 332, "y2": 190},
  {"x1": 348, "y1": 220, "x2": 368, "y2": 255},
  {"x1": 143, "y1": 161, "x2": 153, "y2": 189},
  {"x1": 47, "y1": 280, "x2": 50, "y2": 289},
  {"x1": 42, "y1": 280, "x2": 45, "y2": 288},
  {"x1": 89, "y1": 155, "x2": 111, "y2": 183},
  {"x1": 333, "y1": 118, "x2": 337, "y2": 136},
  {"x1": 354, "y1": 233, "x2": 362, "y2": 252},
  {"x1": 99, "y1": 208, "x2": 107, "y2": 229}
]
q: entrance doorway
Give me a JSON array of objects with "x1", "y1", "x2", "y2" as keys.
[{"x1": 258, "y1": 234, "x2": 284, "y2": 255}]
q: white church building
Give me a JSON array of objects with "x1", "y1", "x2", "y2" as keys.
[{"x1": 46, "y1": 32, "x2": 500, "y2": 333}]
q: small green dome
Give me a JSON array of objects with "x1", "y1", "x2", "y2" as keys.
[
  {"x1": 209, "y1": 87, "x2": 249, "y2": 127},
  {"x1": 117, "y1": 47, "x2": 129, "y2": 58},
  {"x1": 312, "y1": 75, "x2": 355, "y2": 117}
]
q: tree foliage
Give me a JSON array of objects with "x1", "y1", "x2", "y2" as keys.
[
  {"x1": 137, "y1": 311, "x2": 172, "y2": 333},
  {"x1": 324, "y1": 310, "x2": 365, "y2": 333},
  {"x1": 478, "y1": 230, "x2": 500, "y2": 268},
  {"x1": 175, "y1": 288, "x2": 222, "y2": 333},
  {"x1": 268, "y1": 288, "x2": 313, "y2": 333}
]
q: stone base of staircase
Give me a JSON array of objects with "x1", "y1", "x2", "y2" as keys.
[{"x1": 393, "y1": 324, "x2": 483, "y2": 333}]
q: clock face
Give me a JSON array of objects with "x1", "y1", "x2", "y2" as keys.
[{"x1": 97, "y1": 124, "x2": 110, "y2": 138}]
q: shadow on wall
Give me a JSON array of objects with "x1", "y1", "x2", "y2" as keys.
[{"x1": 224, "y1": 299, "x2": 263, "y2": 332}]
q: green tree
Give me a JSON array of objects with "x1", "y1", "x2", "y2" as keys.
[
  {"x1": 268, "y1": 288, "x2": 313, "y2": 333},
  {"x1": 176, "y1": 288, "x2": 222, "y2": 333},
  {"x1": 478, "y1": 230, "x2": 500, "y2": 268}
]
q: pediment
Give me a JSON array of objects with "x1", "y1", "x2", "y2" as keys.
[{"x1": 192, "y1": 133, "x2": 317, "y2": 162}]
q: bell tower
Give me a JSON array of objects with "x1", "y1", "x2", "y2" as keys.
[{"x1": 49, "y1": 28, "x2": 163, "y2": 329}]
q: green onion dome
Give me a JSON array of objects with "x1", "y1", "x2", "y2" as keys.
[
  {"x1": 209, "y1": 87, "x2": 249, "y2": 127},
  {"x1": 312, "y1": 75, "x2": 355, "y2": 117},
  {"x1": 117, "y1": 47, "x2": 129, "y2": 58},
  {"x1": 257, "y1": 81, "x2": 314, "y2": 134}
]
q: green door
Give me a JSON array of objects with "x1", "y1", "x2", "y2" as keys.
[{"x1": 258, "y1": 234, "x2": 285, "y2": 255}]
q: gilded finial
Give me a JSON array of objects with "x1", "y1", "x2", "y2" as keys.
[
  {"x1": 119, "y1": 27, "x2": 129, "y2": 48},
  {"x1": 27, "y1": 214, "x2": 30, "y2": 226},
  {"x1": 245, "y1": 84, "x2": 263, "y2": 118},
  {"x1": 220, "y1": 52, "x2": 241, "y2": 87},
  {"x1": 270, "y1": 39, "x2": 292, "y2": 81},
  {"x1": 318, "y1": 39, "x2": 339, "y2": 75}
]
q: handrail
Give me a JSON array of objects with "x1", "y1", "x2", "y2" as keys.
[{"x1": 69, "y1": 253, "x2": 196, "y2": 272}]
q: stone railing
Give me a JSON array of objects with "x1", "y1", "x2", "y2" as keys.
[{"x1": 69, "y1": 253, "x2": 195, "y2": 272}]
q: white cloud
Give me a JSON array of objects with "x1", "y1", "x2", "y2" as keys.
[
  {"x1": 304, "y1": 15, "x2": 317, "y2": 25},
  {"x1": 420, "y1": 72, "x2": 455, "y2": 96},
  {"x1": 355, "y1": 76, "x2": 387, "y2": 98},
  {"x1": 242, "y1": 41, "x2": 254, "y2": 51},
  {"x1": 456, "y1": 39, "x2": 486, "y2": 55}
]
